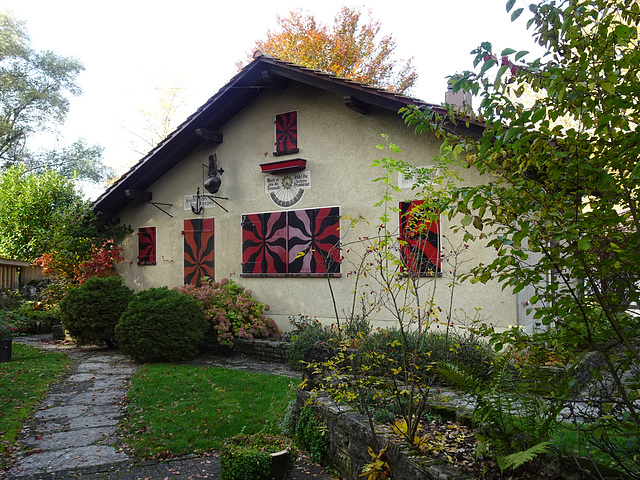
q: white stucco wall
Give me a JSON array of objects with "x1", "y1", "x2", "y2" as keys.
[{"x1": 115, "y1": 83, "x2": 516, "y2": 332}]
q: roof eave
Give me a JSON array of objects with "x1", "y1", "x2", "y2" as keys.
[{"x1": 93, "y1": 55, "x2": 482, "y2": 224}]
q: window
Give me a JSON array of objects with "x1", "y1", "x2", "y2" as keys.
[
  {"x1": 274, "y1": 111, "x2": 298, "y2": 155},
  {"x1": 137, "y1": 227, "x2": 156, "y2": 265},
  {"x1": 399, "y1": 201, "x2": 441, "y2": 276},
  {"x1": 242, "y1": 206, "x2": 340, "y2": 277}
]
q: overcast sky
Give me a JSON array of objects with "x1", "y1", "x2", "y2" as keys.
[{"x1": 3, "y1": 0, "x2": 541, "y2": 197}]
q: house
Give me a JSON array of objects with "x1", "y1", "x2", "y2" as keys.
[{"x1": 93, "y1": 52, "x2": 524, "y2": 332}]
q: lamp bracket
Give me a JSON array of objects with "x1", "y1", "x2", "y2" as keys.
[{"x1": 148, "y1": 201, "x2": 173, "y2": 218}]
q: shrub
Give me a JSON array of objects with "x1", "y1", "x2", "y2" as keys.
[
  {"x1": 278, "y1": 399, "x2": 298, "y2": 437},
  {"x1": 13, "y1": 294, "x2": 60, "y2": 333},
  {"x1": 0, "y1": 289, "x2": 23, "y2": 311},
  {"x1": 285, "y1": 315, "x2": 334, "y2": 370},
  {"x1": 220, "y1": 434, "x2": 296, "y2": 480},
  {"x1": 176, "y1": 278, "x2": 280, "y2": 348},
  {"x1": 0, "y1": 310, "x2": 27, "y2": 339},
  {"x1": 0, "y1": 290, "x2": 28, "y2": 339},
  {"x1": 421, "y1": 331, "x2": 496, "y2": 381},
  {"x1": 354, "y1": 328, "x2": 496, "y2": 382},
  {"x1": 341, "y1": 314, "x2": 372, "y2": 340},
  {"x1": 59, "y1": 276, "x2": 133, "y2": 348},
  {"x1": 115, "y1": 287, "x2": 207, "y2": 362},
  {"x1": 361, "y1": 327, "x2": 415, "y2": 359},
  {"x1": 296, "y1": 404, "x2": 329, "y2": 463}
]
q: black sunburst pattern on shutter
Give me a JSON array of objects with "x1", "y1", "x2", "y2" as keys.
[
  {"x1": 183, "y1": 218, "x2": 214, "y2": 286},
  {"x1": 138, "y1": 227, "x2": 156, "y2": 265},
  {"x1": 275, "y1": 111, "x2": 298, "y2": 154}
]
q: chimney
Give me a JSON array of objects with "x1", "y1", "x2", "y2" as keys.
[{"x1": 445, "y1": 82, "x2": 472, "y2": 113}]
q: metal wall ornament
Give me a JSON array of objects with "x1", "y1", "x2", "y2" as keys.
[
  {"x1": 205, "y1": 153, "x2": 224, "y2": 193},
  {"x1": 191, "y1": 153, "x2": 229, "y2": 214}
]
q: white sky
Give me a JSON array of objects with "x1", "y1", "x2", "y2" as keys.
[{"x1": 2, "y1": 0, "x2": 541, "y2": 198}]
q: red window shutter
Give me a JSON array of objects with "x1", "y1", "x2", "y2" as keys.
[
  {"x1": 137, "y1": 227, "x2": 156, "y2": 265},
  {"x1": 241, "y1": 207, "x2": 341, "y2": 277},
  {"x1": 183, "y1": 218, "x2": 214, "y2": 286},
  {"x1": 288, "y1": 207, "x2": 341, "y2": 274},
  {"x1": 399, "y1": 201, "x2": 441, "y2": 275},
  {"x1": 241, "y1": 212, "x2": 288, "y2": 274},
  {"x1": 275, "y1": 111, "x2": 298, "y2": 154}
]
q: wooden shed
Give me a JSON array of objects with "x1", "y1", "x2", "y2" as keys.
[{"x1": 0, "y1": 258, "x2": 41, "y2": 290}]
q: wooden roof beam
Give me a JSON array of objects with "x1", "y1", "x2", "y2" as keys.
[
  {"x1": 125, "y1": 189, "x2": 152, "y2": 201},
  {"x1": 261, "y1": 70, "x2": 288, "y2": 88},
  {"x1": 344, "y1": 95, "x2": 370, "y2": 115},
  {"x1": 195, "y1": 129, "x2": 223, "y2": 144}
]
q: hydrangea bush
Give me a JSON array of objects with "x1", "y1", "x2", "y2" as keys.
[{"x1": 176, "y1": 278, "x2": 280, "y2": 348}]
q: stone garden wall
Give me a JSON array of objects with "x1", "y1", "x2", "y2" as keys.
[
  {"x1": 233, "y1": 339, "x2": 474, "y2": 479},
  {"x1": 234, "y1": 338, "x2": 289, "y2": 363},
  {"x1": 296, "y1": 390, "x2": 474, "y2": 480}
]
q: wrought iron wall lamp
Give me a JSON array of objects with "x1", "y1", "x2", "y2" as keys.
[
  {"x1": 205, "y1": 153, "x2": 224, "y2": 194},
  {"x1": 191, "y1": 153, "x2": 229, "y2": 214}
]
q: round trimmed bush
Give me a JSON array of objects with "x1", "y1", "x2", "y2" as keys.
[
  {"x1": 115, "y1": 287, "x2": 208, "y2": 362},
  {"x1": 59, "y1": 276, "x2": 133, "y2": 348}
]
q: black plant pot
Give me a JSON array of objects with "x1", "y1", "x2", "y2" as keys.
[{"x1": 0, "y1": 338, "x2": 12, "y2": 362}]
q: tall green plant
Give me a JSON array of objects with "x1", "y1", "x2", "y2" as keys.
[
  {"x1": 401, "y1": 0, "x2": 640, "y2": 476},
  {"x1": 303, "y1": 137, "x2": 472, "y2": 451},
  {"x1": 0, "y1": 165, "x2": 89, "y2": 262}
]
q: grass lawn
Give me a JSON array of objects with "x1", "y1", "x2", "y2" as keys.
[
  {"x1": 0, "y1": 343, "x2": 71, "y2": 468},
  {"x1": 123, "y1": 364, "x2": 297, "y2": 458}
]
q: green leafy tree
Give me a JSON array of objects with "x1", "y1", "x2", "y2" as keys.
[
  {"x1": 402, "y1": 0, "x2": 640, "y2": 475},
  {"x1": 0, "y1": 165, "x2": 91, "y2": 261},
  {"x1": 0, "y1": 10, "x2": 110, "y2": 183},
  {"x1": 32, "y1": 139, "x2": 107, "y2": 185},
  {"x1": 243, "y1": 7, "x2": 417, "y2": 94}
]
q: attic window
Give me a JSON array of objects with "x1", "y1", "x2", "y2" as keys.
[{"x1": 274, "y1": 111, "x2": 299, "y2": 156}]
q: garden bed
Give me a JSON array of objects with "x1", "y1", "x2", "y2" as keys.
[
  {"x1": 296, "y1": 389, "x2": 628, "y2": 480},
  {"x1": 297, "y1": 389, "x2": 477, "y2": 480}
]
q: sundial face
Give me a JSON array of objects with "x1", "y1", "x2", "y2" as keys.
[{"x1": 269, "y1": 175, "x2": 304, "y2": 207}]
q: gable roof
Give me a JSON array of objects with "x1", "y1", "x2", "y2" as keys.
[{"x1": 93, "y1": 53, "x2": 480, "y2": 223}]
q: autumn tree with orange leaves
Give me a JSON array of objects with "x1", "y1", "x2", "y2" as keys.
[{"x1": 243, "y1": 7, "x2": 417, "y2": 94}]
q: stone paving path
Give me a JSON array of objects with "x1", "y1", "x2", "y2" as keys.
[
  {"x1": 6, "y1": 336, "x2": 332, "y2": 480},
  {"x1": 7, "y1": 344, "x2": 134, "y2": 477}
]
